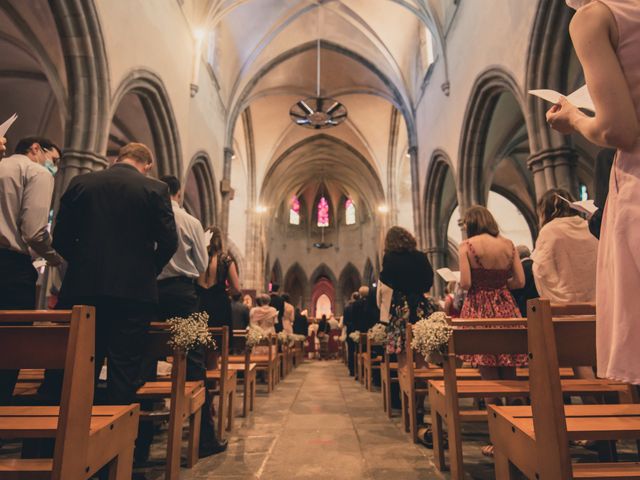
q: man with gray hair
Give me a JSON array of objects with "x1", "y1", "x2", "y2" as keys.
[{"x1": 510, "y1": 245, "x2": 538, "y2": 316}]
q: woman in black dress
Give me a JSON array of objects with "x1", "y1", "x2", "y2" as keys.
[{"x1": 198, "y1": 227, "x2": 240, "y2": 330}]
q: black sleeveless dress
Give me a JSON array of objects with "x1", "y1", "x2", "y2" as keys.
[{"x1": 198, "y1": 252, "x2": 233, "y2": 331}]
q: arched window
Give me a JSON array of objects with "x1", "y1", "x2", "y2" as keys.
[
  {"x1": 345, "y1": 198, "x2": 356, "y2": 225},
  {"x1": 289, "y1": 195, "x2": 301, "y2": 225},
  {"x1": 317, "y1": 196, "x2": 330, "y2": 227}
]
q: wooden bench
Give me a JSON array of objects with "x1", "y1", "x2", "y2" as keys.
[
  {"x1": 380, "y1": 349, "x2": 397, "y2": 418},
  {"x1": 230, "y1": 330, "x2": 258, "y2": 418},
  {"x1": 428, "y1": 312, "x2": 635, "y2": 480},
  {"x1": 399, "y1": 324, "x2": 482, "y2": 443},
  {"x1": 0, "y1": 307, "x2": 139, "y2": 480},
  {"x1": 230, "y1": 334, "x2": 277, "y2": 393},
  {"x1": 205, "y1": 327, "x2": 237, "y2": 440},
  {"x1": 489, "y1": 299, "x2": 640, "y2": 479},
  {"x1": 363, "y1": 334, "x2": 383, "y2": 392},
  {"x1": 292, "y1": 338, "x2": 305, "y2": 368},
  {"x1": 136, "y1": 323, "x2": 206, "y2": 476},
  {"x1": 357, "y1": 333, "x2": 367, "y2": 385}
]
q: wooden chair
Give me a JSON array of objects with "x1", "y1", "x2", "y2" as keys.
[
  {"x1": 428, "y1": 314, "x2": 635, "y2": 480},
  {"x1": 205, "y1": 326, "x2": 237, "y2": 440},
  {"x1": 380, "y1": 349, "x2": 398, "y2": 418},
  {"x1": 230, "y1": 334, "x2": 277, "y2": 393},
  {"x1": 136, "y1": 323, "x2": 207, "y2": 476},
  {"x1": 399, "y1": 324, "x2": 481, "y2": 443},
  {"x1": 357, "y1": 333, "x2": 367, "y2": 384},
  {"x1": 363, "y1": 334, "x2": 383, "y2": 392},
  {"x1": 229, "y1": 330, "x2": 257, "y2": 417},
  {"x1": 292, "y1": 338, "x2": 305, "y2": 368},
  {"x1": 0, "y1": 307, "x2": 139, "y2": 480},
  {"x1": 489, "y1": 299, "x2": 640, "y2": 479}
]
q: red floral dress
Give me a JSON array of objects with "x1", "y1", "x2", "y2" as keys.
[{"x1": 460, "y1": 242, "x2": 528, "y2": 367}]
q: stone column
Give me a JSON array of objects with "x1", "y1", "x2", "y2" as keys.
[
  {"x1": 527, "y1": 146, "x2": 578, "y2": 199},
  {"x1": 219, "y1": 147, "x2": 234, "y2": 241},
  {"x1": 426, "y1": 246, "x2": 448, "y2": 297},
  {"x1": 54, "y1": 150, "x2": 109, "y2": 209},
  {"x1": 408, "y1": 146, "x2": 424, "y2": 248}
]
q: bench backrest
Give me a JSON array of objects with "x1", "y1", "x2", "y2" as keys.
[
  {"x1": 528, "y1": 299, "x2": 594, "y2": 479},
  {"x1": 0, "y1": 306, "x2": 95, "y2": 480},
  {"x1": 233, "y1": 329, "x2": 252, "y2": 372},
  {"x1": 209, "y1": 327, "x2": 230, "y2": 388}
]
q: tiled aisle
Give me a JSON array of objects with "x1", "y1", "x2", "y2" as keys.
[{"x1": 175, "y1": 360, "x2": 446, "y2": 480}]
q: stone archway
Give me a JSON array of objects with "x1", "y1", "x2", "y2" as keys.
[
  {"x1": 338, "y1": 263, "x2": 362, "y2": 308},
  {"x1": 284, "y1": 263, "x2": 309, "y2": 311},
  {"x1": 109, "y1": 70, "x2": 182, "y2": 177},
  {"x1": 184, "y1": 152, "x2": 218, "y2": 228}
]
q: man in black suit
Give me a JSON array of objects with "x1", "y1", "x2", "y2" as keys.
[
  {"x1": 343, "y1": 292, "x2": 359, "y2": 376},
  {"x1": 269, "y1": 283, "x2": 285, "y2": 333},
  {"x1": 52, "y1": 143, "x2": 178, "y2": 405},
  {"x1": 511, "y1": 245, "x2": 538, "y2": 317}
]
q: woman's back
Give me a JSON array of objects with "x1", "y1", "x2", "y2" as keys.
[{"x1": 465, "y1": 234, "x2": 514, "y2": 271}]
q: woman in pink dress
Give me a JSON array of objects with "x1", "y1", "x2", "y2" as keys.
[{"x1": 547, "y1": 0, "x2": 640, "y2": 384}]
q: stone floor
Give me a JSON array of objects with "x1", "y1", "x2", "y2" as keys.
[{"x1": 140, "y1": 359, "x2": 495, "y2": 480}]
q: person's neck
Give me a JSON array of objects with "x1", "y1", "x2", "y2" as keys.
[{"x1": 118, "y1": 159, "x2": 146, "y2": 174}]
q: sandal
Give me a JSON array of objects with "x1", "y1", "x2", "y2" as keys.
[
  {"x1": 481, "y1": 444, "x2": 495, "y2": 457},
  {"x1": 417, "y1": 425, "x2": 448, "y2": 449}
]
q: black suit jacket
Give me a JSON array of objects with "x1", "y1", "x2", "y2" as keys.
[
  {"x1": 53, "y1": 163, "x2": 178, "y2": 304},
  {"x1": 270, "y1": 293, "x2": 285, "y2": 332},
  {"x1": 510, "y1": 258, "x2": 538, "y2": 317}
]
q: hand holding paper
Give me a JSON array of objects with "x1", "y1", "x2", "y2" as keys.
[
  {"x1": 0, "y1": 113, "x2": 18, "y2": 138},
  {"x1": 529, "y1": 85, "x2": 594, "y2": 112},
  {"x1": 436, "y1": 268, "x2": 461, "y2": 283},
  {"x1": 555, "y1": 194, "x2": 598, "y2": 217}
]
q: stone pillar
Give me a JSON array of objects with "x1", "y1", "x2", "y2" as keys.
[
  {"x1": 426, "y1": 246, "x2": 448, "y2": 297},
  {"x1": 408, "y1": 146, "x2": 424, "y2": 248},
  {"x1": 527, "y1": 146, "x2": 578, "y2": 199},
  {"x1": 219, "y1": 147, "x2": 234, "y2": 240},
  {"x1": 54, "y1": 150, "x2": 109, "y2": 209}
]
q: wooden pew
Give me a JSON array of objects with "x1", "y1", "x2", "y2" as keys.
[
  {"x1": 363, "y1": 334, "x2": 383, "y2": 392},
  {"x1": 230, "y1": 334, "x2": 277, "y2": 393},
  {"x1": 399, "y1": 324, "x2": 482, "y2": 443},
  {"x1": 489, "y1": 299, "x2": 640, "y2": 479},
  {"x1": 205, "y1": 327, "x2": 237, "y2": 440},
  {"x1": 0, "y1": 307, "x2": 139, "y2": 480},
  {"x1": 428, "y1": 314, "x2": 634, "y2": 480},
  {"x1": 380, "y1": 349, "x2": 397, "y2": 418},
  {"x1": 357, "y1": 333, "x2": 367, "y2": 385},
  {"x1": 136, "y1": 323, "x2": 206, "y2": 476},
  {"x1": 229, "y1": 330, "x2": 258, "y2": 418}
]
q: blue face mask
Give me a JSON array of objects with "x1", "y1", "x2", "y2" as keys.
[{"x1": 44, "y1": 159, "x2": 58, "y2": 176}]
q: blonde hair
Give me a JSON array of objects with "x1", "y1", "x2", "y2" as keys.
[{"x1": 116, "y1": 142, "x2": 153, "y2": 165}]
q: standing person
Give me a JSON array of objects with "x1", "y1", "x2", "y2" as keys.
[
  {"x1": 531, "y1": 189, "x2": 598, "y2": 304},
  {"x1": 231, "y1": 292, "x2": 250, "y2": 331},
  {"x1": 150, "y1": 175, "x2": 226, "y2": 458},
  {"x1": 443, "y1": 282, "x2": 462, "y2": 318},
  {"x1": 458, "y1": 206, "x2": 526, "y2": 456},
  {"x1": 546, "y1": 0, "x2": 640, "y2": 384},
  {"x1": 293, "y1": 307, "x2": 308, "y2": 336},
  {"x1": 249, "y1": 294, "x2": 278, "y2": 356},
  {"x1": 281, "y1": 293, "x2": 294, "y2": 334},
  {"x1": 269, "y1": 284, "x2": 285, "y2": 333},
  {"x1": 52, "y1": 142, "x2": 178, "y2": 405},
  {"x1": 0, "y1": 136, "x2": 63, "y2": 404},
  {"x1": 343, "y1": 292, "x2": 359, "y2": 376},
  {"x1": 198, "y1": 227, "x2": 240, "y2": 331},
  {"x1": 510, "y1": 245, "x2": 538, "y2": 317}
]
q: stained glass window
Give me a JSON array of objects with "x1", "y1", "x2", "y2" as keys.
[
  {"x1": 289, "y1": 195, "x2": 300, "y2": 225},
  {"x1": 317, "y1": 196, "x2": 329, "y2": 227},
  {"x1": 345, "y1": 198, "x2": 356, "y2": 225}
]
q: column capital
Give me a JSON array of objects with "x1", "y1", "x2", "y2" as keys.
[
  {"x1": 425, "y1": 246, "x2": 447, "y2": 255},
  {"x1": 223, "y1": 147, "x2": 235, "y2": 159},
  {"x1": 527, "y1": 146, "x2": 577, "y2": 172},
  {"x1": 407, "y1": 145, "x2": 418, "y2": 156},
  {"x1": 59, "y1": 149, "x2": 109, "y2": 171}
]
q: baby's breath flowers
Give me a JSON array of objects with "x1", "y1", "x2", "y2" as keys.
[
  {"x1": 246, "y1": 325, "x2": 265, "y2": 347},
  {"x1": 368, "y1": 323, "x2": 387, "y2": 343},
  {"x1": 410, "y1": 311, "x2": 453, "y2": 362},
  {"x1": 348, "y1": 331, "x2": 361, "y2": 343},
  {"x1": 167, "y1": 312, "x2": 215, "y2": 351}
]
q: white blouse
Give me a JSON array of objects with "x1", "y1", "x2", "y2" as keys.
[{"x1": 531, "y1": 216, "x2": 598, "y2": 304}]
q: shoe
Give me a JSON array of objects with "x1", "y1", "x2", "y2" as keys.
[{"x1": 199, "y1": 439, "x2": 228, "y2": 458}]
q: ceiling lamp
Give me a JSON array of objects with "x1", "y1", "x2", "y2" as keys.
[{"x1": 290, "y1": 38, "x2": 347, "y2": 129}]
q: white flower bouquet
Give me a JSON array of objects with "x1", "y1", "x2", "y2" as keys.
[
  {"x1": 246, "y1": 325, "x2": 265, "y2": 348},
  {"x1": 277, "y1": 331, "x2": 289, "y2": 344},
  {"x1": 348, "y1": 331, "x2": 361, "y2": 343},
  {"x1": 410, "y1": 311, "x2": 453, "y2": 362},
  {"x1": 368, "y1": 323, "x2": 387, "y2": 343},
  {"x1": 167, "y1": 312, "x2": 215, "y2": 352},
  {"x1": 290, "y1": 334, "x2": 306, "y2": 343}
]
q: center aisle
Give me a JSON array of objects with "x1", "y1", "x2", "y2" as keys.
[{"x1": 183, "y1": 360, "x2": 443, "y2": 480}]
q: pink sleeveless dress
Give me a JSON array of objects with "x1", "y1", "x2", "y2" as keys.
[
  {"x1": 460, "y1": 242, "x2": 528, "y2": 367},
  {"x1": 596, "y1": 0, "x2": 640, "y2": 384}
]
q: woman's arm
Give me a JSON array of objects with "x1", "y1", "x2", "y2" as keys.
[
  {"x1": 228, "y1": 261, "x2": 241, "y2": 295},
  {"x1": 546, "y1": 3, "x2": 639, "y2": 150},
  {"x1": 458, "y1": 242, "x2": 472, "y2": 291}
]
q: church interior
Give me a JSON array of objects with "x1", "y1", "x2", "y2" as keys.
[{"x1": 0, "y1": 0, "x2": 638, "y2": 479}]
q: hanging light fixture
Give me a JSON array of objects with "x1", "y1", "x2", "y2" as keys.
[{"x1": 290, "y1": 7, "x2": 347, "y2": 130}]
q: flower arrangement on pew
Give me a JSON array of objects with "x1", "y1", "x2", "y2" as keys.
[
  {"x1": 348, "y1": 331, "x2": 361, "y2": 343},
  {"x1": 367, "y1": 323, "x2": 387, "y2": 343},
  {"x1": 246, "y1": 325, "x2": 265, "y2": 348},
  {"x1": 277, "y1": 331, "x2": 289, "y2": 345},
  {"x1": 410, "y1": 311, "x2": 453, "y2": 363},
  {"x1": 290, "y1": 333, "x2": 306, "y2": 343},
  {"x1": 167, "y1": 311, "x2": 215, "y2": 351}
]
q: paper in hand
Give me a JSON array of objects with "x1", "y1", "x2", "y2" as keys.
[
  {"x1": 204, "y1": 230, "x2": 213, "y2": 245},
  {"x1": 437, "y1": 268, "x2": 460, "y2": 283},
  {"x1": 528, "y1": 85, "x2": 595, "y2": 112},
  {"x1": 555, "y1": 194, "x2": 598, "y2": 216},
  {"x1": 0, "y1": 113, "x2": 18, "y2": 137}
]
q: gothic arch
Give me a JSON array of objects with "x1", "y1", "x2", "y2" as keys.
[
  {"x1": 363, "y1": 258, "x2": 375, "y2": 286},
  {"x1": 338, "y1": 263, "x2": 362, "y2": 307},
  {"x1": 284, "y1": 263, "x2": 308, "y2": 310},
  {"x1": 109, "y1": 69, "x2": 182, "y2": 177},
  {"x1": 184, "y1": 152, "x2": 218, "y2": 228},
  {"x1": 269, "y1": 259, "x2": 283, "y2": 290}
]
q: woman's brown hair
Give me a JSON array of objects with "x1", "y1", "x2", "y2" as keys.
[
  {"x1": 384, "y1": 226, "x2": 417, "y2": 254},
  {"x1": 463, "y1": 205, "x2": 500, "y2": 238},
  {"x1": 537, "y1": 188, "x2": 578, "y2": 228},
  {"x1": 206, "y1": 226, "x2": 224, "y2": 255}
]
